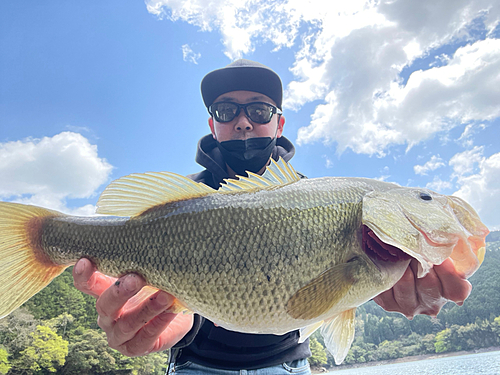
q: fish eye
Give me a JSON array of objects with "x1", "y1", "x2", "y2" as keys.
[{"x1": 419, "y1": 192, "x2": 433, "y2": 201}]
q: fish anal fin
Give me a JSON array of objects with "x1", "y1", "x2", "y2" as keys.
[
  {"x1": 96, "y1": 172, "x2": 216, "y2": 217},
  {"x1": 0, "y1": 202, "x2": 68, "y2": 319},
  {"x1": 321, "y1": 308, "x2": 356, "y2": 365},
  {"x1": 286, "y1": 260, "x2": 358, "y2": 320}
]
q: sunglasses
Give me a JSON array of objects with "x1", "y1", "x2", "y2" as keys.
[{"x1": 209, "y1": 102, "x2": 282, "y2": 124}]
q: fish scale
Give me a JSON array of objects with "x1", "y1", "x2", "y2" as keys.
[
  {"x1": 0, "y1": 158, "x2": 488, "y2": 364},
  {"x1": 35, "y1": 178, "x2": 371, "y2": 333}
]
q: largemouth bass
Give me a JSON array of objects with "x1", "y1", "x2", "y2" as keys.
[{"x1": 0, "y1": 159, "x2": 489, "y2": 364}]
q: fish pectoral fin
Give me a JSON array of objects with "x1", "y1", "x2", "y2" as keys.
[
  {"x1": 299, "y1": 320, "x2": 324, "y2": 343},
  {"x1": 0, "y1": 202, "x2": 67, "y2": 319},
  {"x1": 321, "y1": 308, "x2": 356, "y2": 365},
  {"x1": 286, "y1": 260, "x2": 358, "y2": 320},
  {"x1": 96, "y1": 171, "x2": 216, "y2": 217}
]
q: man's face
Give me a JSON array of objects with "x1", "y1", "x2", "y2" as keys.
[{"x1": 208, "y1": 90, "x2": 285, "y2": 142}]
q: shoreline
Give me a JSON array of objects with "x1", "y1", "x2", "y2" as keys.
[{"x1": 311, "y1": 346, "x2": 500, "y2": 373}]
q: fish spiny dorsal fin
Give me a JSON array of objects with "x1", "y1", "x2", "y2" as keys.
[
  {"x1": 219, "y1": 157, "x2": 300, "y2": 193},
  {"x1": 96, "y1": 171, "x2": 216, "y2": 217}
]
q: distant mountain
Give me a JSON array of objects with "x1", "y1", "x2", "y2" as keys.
[{"x1": 486, "y1": 230, "x2": 500, "y2": 242}]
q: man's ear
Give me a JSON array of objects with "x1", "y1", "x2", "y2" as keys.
[
  {"x1": 208, "y1": 117, "x2": 216, "y2": 139},
  {"x1": 276, "y1": 115, "x2": 285, "y2": 138}
]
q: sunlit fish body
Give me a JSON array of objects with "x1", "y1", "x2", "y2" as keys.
[{"x1": 0, "y1": 159, "x2": 488, "y2": 364}]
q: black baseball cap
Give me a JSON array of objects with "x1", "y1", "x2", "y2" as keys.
[{"x1": 201, "y1": 59, "x2": 283, "y2": 110}]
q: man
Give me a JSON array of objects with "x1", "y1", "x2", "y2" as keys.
[{"x1": 73, "y1": 59, "x2": 472, "y2": 374}]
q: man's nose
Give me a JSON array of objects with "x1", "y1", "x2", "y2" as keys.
[{"x1": 234, "y1": 111, "x2": 254, "y2": 132}]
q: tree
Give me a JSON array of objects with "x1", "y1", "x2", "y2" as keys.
[
  {"x1": 0, "y1": 309, "x2": 39, "y2": 361},
  {"x1": 374, "y1": 340, "x2": 402, "y2": 360},
  {"x1": 15, "y1": 325, "x2": 68, "y2": 374},
  {"x1": 127, "y1": 352, "x2": 170, "y2": 375},
  {"x1": 22, "y1": 268, "x2": 98, "y2": 329},
  {"x1": 62, "y1": 327, "x2": 117, "y2": 374},
  {"x1": 45, "y1": 313, "x2": 76, "y2": 340},
  {"x1": 0, "y1": 348, "x2": 11, "y2": 375},
  {"x1": 435, "y1": 328, "x2": 451, "y2": 353},
  {"x1": 308, "y1": 338, "x2": 327, "y2": 367}
]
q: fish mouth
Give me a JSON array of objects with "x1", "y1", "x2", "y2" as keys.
[{"x1": 362, "y1": 225, "x2": 412, "y2": 263}]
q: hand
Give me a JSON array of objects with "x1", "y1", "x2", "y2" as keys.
[
  {"x1": 373, "y1": 258, "x2": 472, "y2": 319},
  {"x1": 73, "y1": 258, "x2": 194, "y2": 356}
]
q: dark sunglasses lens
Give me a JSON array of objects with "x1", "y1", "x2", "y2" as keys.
[
  {"x1": 246, "y1": 103, "x2": 274, "y2": 123},
  {"x1": 213, "y1": 103, "x2": 238, "y2": 122}
]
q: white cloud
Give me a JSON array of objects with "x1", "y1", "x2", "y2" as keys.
[
  {"x1": 453, "y1": 152, "x2": 500, "y2": 230},
  {"x1": 181, "y1": 44, "x2": 201, "y2": 64},
  {"x1": 0, "y1": 132, "x2": 113, "y2": 215},
  {"x1": 146, "y1": 0, "x2": 500, "y2": 156},
  {"x1": 456, "y1": 123, "x2": 486, "y2": 147},
  {"x1": 144, "y1": 0, "x2": 500, "y2": 230},
  {"x1": 414, "y1": 155, "x2": 445, "y2": 175},
  {"x1": 449, "y1": 146, "x2": 484, "y2": 180},
  {"x1": 297, "y1": 36, "x2": 500, "y2": 155},
  {"x1": 146, "y1": 0, "x2": 301, "y2": 60},
  {"x1": 426, "y1": 176, "x2": 452, "y2": 192},
  {"x1": 322, "y1": 155, "x2": 333, "y2": 169}
]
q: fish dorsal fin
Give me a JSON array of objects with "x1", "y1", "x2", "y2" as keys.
[
  {"x1": 219, "y1": 157, "x2": 300, "y2": 192},
  {"x1": 96, "y1": 171, "x2": 216, "y2": 217},
  {"x1": 321, "y1": 308, "x2": 357, "y2": 365},
  {"x1": 286, "y1": 258, "x2": 360, "y2": 320}
]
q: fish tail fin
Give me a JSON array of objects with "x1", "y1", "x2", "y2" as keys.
[{"x1": 0, "y1": 202, "x2": 68, "y2": 319}]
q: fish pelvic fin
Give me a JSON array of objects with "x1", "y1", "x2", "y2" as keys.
[
  {"x1": 298, "y1": 320, "x2": 324, "y2": 343},
  {"x1": 96, "y1": 171, "x2": 216, "y2": 217},
  {"x1": 286, "y1": 259, "x2": 359, "y2": 320},
  {"x1": 219, "y1": 157, "x2": 300, "y2": 192},
  {"x1": 321, "y1": 308, "x2": 356, "y2": 365},
  {"x1": 0, "y1": 202, "x2": 67, "y2": 319}
]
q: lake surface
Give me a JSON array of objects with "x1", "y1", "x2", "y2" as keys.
[{"x1": 325, "y1": 350, "x2": 500, "y2": 375}]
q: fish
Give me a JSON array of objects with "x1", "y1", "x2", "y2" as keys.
[{"x1": 0, "y1": 158, "x2": 489, "y2": 364}]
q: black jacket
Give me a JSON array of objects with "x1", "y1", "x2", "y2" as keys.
[{"x1": 169, "y1": 135, "x2": 311, "y2": 370}]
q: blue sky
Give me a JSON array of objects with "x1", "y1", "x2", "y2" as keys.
[{"x1": 1, "y1": 0, "x2": 499, "y2": 230}]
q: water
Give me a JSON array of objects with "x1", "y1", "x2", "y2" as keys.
[{"x1": 325, "y1": 351, "x2": 500, "y2": 375}]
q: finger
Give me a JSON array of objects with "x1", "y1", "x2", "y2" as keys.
[
  {"x1": 373, "y1": 288, "x2": 399, "y2": 312},
  {"x1": 120, "y1": 311, "x2": 194, "y2": 356},
  {"x1": 434, "y1": 258, "x2": 472, "y2": 305},
  {"x1": 390, "y1": 263, "x2": 419, "y2": 318},
  {"x1": 411, "y1": 262, "x2": 446, "y2": 317},
  {"x1": 372, "y1": 265, "x2": 416, "y2": 318},
  {"x1": 107, "y1": 291, "x2": 175, "y2": 348},
  {"x1": 96, "y1": 274, "x2": 146, "y2": 329},
  {"x1": 73, "y1": 258, "x2": 117, "y2": 298}
]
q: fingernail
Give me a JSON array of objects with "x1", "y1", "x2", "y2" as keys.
[
  {"x1": 74, "y1": 261, "x2": 85, "y2": 275},
  {"x1": 157, "y1": 292, "x2": 172, "y2": 306},
  {"x1": 456, "y1": 301, "x2": 464, "y2": 306},
  {"x1": 123, "y1": 275, "x2": 139, "y2": 293}
]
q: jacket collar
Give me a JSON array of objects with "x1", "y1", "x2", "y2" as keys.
[{"x1": 194, "y1": 134, "x2": 297, "y2": 184}]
